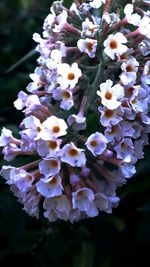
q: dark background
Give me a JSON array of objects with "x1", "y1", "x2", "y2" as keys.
[{"x1": 0, "y1": 1, "x2": 150, "y2": 266}]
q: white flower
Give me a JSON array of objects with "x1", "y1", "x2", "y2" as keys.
[
  {"x1": 9, "y1": 168, "x2": 34, "y2": 192},
  {"x1": 57, "y1": 63, "x2": 82, "y2": 89},
  {"x1": 51, "y1": 49, "x2": 62, "y2": 62},
  {"x1": 67, "y1": 113, "x2": 87, "y2": 130},
  {"x1": 81, "y1": 18, "x2": 99, "y2": 38},
  {"x1": 60, "y1": 142, "x2": 86, "y2": 167},
  {"x1": 22, "y1": 115, "x2": 43, "y2": 140},
  {"x1": 24, "y1": 95, "x2": 42, "y2": 113},
  {"x1": 1, "y1": 166, "x2": 34, "y2": 192},
  {"x1": 43, "y1": 194, "x2": 71, "y2": 222},
  {"x1": 124, "y1": 4, "x2": 141, "y2": 26},
  {"x1": 104, "y1": 124, "x2": 122, "y2": 142},
  {"x1": 52, "y1": 88, "x2": 74, "y2": 110},
  {"x1": 20, "y1": 186, "x2": 40, "y2": 218},
  {"x1": 97, "y1": 79, "x2": 125, "y2": 110},
  {"x1": 114, "y1": 138, "x2": 134, "y2": 161},
  {"x1": 138, "y1": 39, "x2": 150, "y2": 56},
  {"x1": 0, "y1": 165, "x2": 14, "y2": 181},
  {"x1": 40, "y1": 115, "x2": 68, "y2": 140},
  {"x1": 46, "y1": 49, "x2": 63, "y2": 69},
  {"x1": 77, "y1": 38, "x2": 97, "y2": 58},
  {"x1": 85, "y1": 132, "x2": 107, "y2": 156},
  {"x1": 39, "y1": 158, "x2": 61, "y2": 178},
  {"x1": 103, "y1": 12, "x2": 120, "y2": 26},
  {"x1": 94, "y1": 193, "x2": 109, "y2": 211},
  {"x1": 37, "y1": 139, "x2": 62, "y2": 158},
  {"x1": 121, "y1": 58, "x2": 139, "y2": 73},
  {"x1": 53, "y1": 10, "x2": 68, "y2": 33},
  {"x1": 89, "y1": 0, "x2": 106, "y2": 9},
  {"x1": 72, "y1": 187, "x2": 95, "y2": 212},
  {"x1": 120, "y1": 162, "x2": 136, "y2": 178},
  {"x1": 0, "y1": 128, "x2": 13, "y2": 146},
  {"x1": 142, "y1": 61, "x2": 150, "y2": 85},
  {"x1": 104, "y1": 33, "x2": 127, "y2": 60},
  {"x1": 120, "y1": 58, "x2": 139, "y2": 85},
  {"x1": 99, "y1": 106, "x2": 123, "y2": 127},
  {"x1": 14, "y1": 91, "x2": 28, "y2": 110},
  {"x1": 139, "y1": 16, "x2": 150, "y2": 38},
  {"x1": 129, "y1": 87, "x2": 148, "y2": 113},
  {"x1": 43, "y1": 9, "x2": 68, "y2": 33},
  {"x1": 26, "y1": 67, "x2": 44, "y2": 92},
  {"x1": 70, "y1": 3, "x2": 80, "y2": 16},
  {"x1": 86, "y1": 203, "x2": 99, "y2": 217},
  {"x1": 36, "y1": 175, "x2": 63, "y2": 198}
]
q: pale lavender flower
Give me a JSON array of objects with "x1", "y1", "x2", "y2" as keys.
[{"x1": 36, "y1": 175, "x2": 63, "y2": 198}]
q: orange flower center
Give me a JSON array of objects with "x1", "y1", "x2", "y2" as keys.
[
  {"x1": 69, "y1": 148, "x2": 78, "y2": 157},
  {"x1": 36, "y1": 127, "x2": 41, "y2": 132},
  {"x1": 77, "y1": 190, "x2": 84, "y2": 197},
  {"x1": 49, "y1": 176, "x2": 57, "y2": 185},
  {"x1": 49, "y1": 140, "x2": 58, "y2": 150},
  {"x1": 26, "y1": 175, "x2": 33, "y2": 181},
  {"x1": 86, "y1": 42, "x2": 94, "y2": 51},
  {"x1": 52, "y1": 125, "x2": 60, "y2": 133},
  {"x1": 63, "y1": 91, "x2": 71, "y2": 99},
  {"x1": 105, "y1": 92, "x2": 112, "y2": 100},
  {"x1": 68, "y1": 73, "x2": 75, "y2": 80},
  {"x1": 50, "y1": 160, "x2": 58, "y2": 168},
  {"x1": 110, "y1": 40, "x2": 118, "y2": 49},
  {"x1": 90, "y1": 140, "x2": 98, "y2": 147},
  {"x1": 89, "y1": 27, "x2": 95, "y2": 33},
  {"x1": 126, "y1": 64, "x2": 133, "y2": 72}
]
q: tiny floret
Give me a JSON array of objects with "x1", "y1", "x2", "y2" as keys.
[
  {"x1": 104, "y1": 33, "x2": 127, "y2": 60},
  {"x1": 97, "y1": 79, "x2": 125, "y2": 110},
  {"x1": 77, "y1": 38, "x2": 97, "y2": 58},
  {"x1": 40, "y1": 115, "x2": 68, "y2": 140},
  {"x1": 85, "y1": 132, "x2": 107, "y2": 156},
  {"x1": 57, "y1": 63, "x2": 82, "y2": 89}
]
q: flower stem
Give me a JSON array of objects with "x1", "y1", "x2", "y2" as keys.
[
  {"x1": 102, "y1": 0, "x2": 112, "y2": 15},
  {"x1": 92, "y1": 62, "x2": 102, "y2": 89}
]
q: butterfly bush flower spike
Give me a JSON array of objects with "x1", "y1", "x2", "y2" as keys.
[{"x1": 1, "y1": 0, "x2": 150, "y2": 222}]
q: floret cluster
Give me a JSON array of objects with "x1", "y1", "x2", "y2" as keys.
[{"x1": 0, "y1": 0, "x2": 150, "y2": 222}]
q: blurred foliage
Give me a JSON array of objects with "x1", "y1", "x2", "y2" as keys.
[{"x1": 0, "y1": 0, "x2": 150, "y2": 266}]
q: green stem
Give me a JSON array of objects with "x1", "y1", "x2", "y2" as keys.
[
  {"x1": 82, "y1": 62, "x2": 102, "y2": 114},
  {"x1": 79, "y1": 64, "x2": 100, "y2": 70},
  {"x1": 92, "y1": 62, "x2": 102, "y2": 89}
]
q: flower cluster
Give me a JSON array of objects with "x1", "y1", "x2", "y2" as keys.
[{"x1": 1, "y1": 0, "x2": 150, "y2": 222}]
